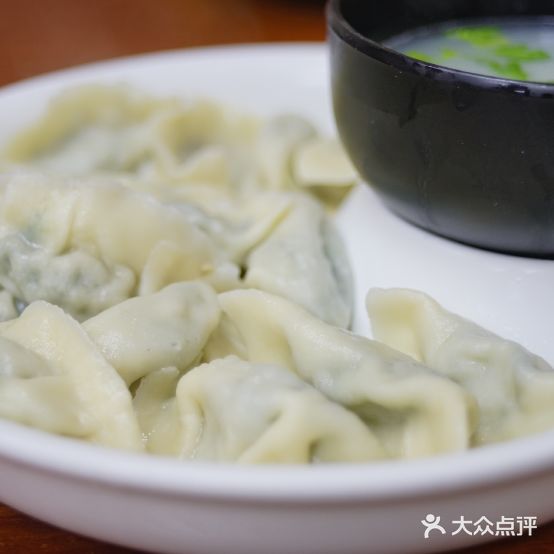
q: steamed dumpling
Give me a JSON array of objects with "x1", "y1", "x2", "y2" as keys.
[
  {"x1": 0, "y1": 233, "x2": 135, "y2": 321},
  {"x1": 133, "y1": 366, "x2": 183, "y2": 455},
  {"x1": 149, "y1": 100, "x2": 259, "y2": 185},
  {"x1": 0, "y1": 336, "x2": 89, "y2": 436},
  {"x1": 84, "y1": 282, "x2": 220, "y2": 385},
  {"x1": 245, "y1": 195, "x2": 352, "y2": 328},
  {"x1": 2, "y1": 86, "x2": 356, "y2": 209},
  {"x1": 0, "y1": 171, "x2": 220, "y2": 272},
  {"x1": 167, "y1": 192, "x2": 292, "y2": 265},
  {"x1": 176, "y1": 356, "x2": 385, "y2": 463},
  {"x1": 0, "y1": 289, "x2": 18, "y2": 320},
  {"x1": 3, "y1": 85, "x2": 180, "y2": 175},
  {"x1": 71, "y1": 179, "x2": 221, "y2": 275},
  {"x1": 292, "y1": 137, "x2": 357, "y2": 206},
  {"x1": 0, "y1": 301, "x2": 142, "y2": 449},
  {"x1": 210, "y1": 289, "x2": 475, "y2": 459},
  {"x1": 256, "y1": 115, "x2": 315, "y2": 189},
  {"x1": 137, "y1": 191, "x2": 291, "y2": 295},
  {"x1": 2, "y1": 85, "x2": 256, "y2": 189},
  {"x1": 0, "y1": 172, "x2": 226, "y2": 317},
  {"x1": 367, "y1": 288, "x2": 554, "y2": 445}
]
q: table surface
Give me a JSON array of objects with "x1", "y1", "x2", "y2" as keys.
[{"x1": 0, "y1": 0, "x2": 553, "y2": 552}]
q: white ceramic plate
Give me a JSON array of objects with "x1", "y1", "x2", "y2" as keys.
[{"x1": 0, "y1": 43, "x2": 553, "y2": 554}]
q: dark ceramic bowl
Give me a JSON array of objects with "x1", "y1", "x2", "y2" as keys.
[{"x1": 328, "y1": 0, "x2": 554, "y2": 257}]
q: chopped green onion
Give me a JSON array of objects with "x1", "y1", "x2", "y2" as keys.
[
  {"x1": 441, "y1": 48, "x2": 458, "y2": 60},
  {"x1": 446, "y1": 26, "x2": 509, "y2": 48},
  {"x1": 405, "y1": 50, "x2": 435, "y2": 63},
  {"x1": 474, "y1": 58, "x2": 529, "y2": 80},
  {"x1": 494, "y1": 43, "x2": 550, "y2": 61}
]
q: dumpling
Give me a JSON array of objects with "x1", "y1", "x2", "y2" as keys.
[
  {"x1": 367, "y1": 288, "x2": 554, "y2": 445},
  {"x1": 244, "y1": 194, "x2": 353, "y2": 328},
  {"x1": 169, "y1": 191, "x2": 292, "y2": 264},
  {"x1": 139, "y1": 242, "x2": 239, "y2": 295},
  {"x1": 0, "y1": 171, "x2": 222, "y2": 289},
  {"x1": 161, "y1": 144, "x2": 233, "y2": 187},
  {"x1": 3, "y1": 85, "x2": 180, "y2": 175},
  {"x1": 0, "y1": 335, "x2": 89, "y2": 436},
  {"x1": 0, "y1": 289, "x2": 18, "y2": 320},
  {"x1": 0, "y1": 376, "x2": 88, "y2": 436},
  {"x1": 0, "y1": 171, "x2": 227, "y2": 319},
  {"x1": 256, "y1": 115, "x2": 316, "y2": 190},
  {"x1": 212, "y1": 289, "x2": 475, "y2": 459},
  {"x1": 292, "y1": 137, "x2": 357, "y2": 206},
  {"x1": 176, "y1": 356, "x2": 385, "y2": 463},
  {"x1": 0, "y1": 301, "x2": 142, "y2": 450},
  {"x1": 0, "y1": 170, "x2": 81, "y2": 252},
  {"x1": 2, "y1": 86, "x2": 355, "y2": 212},
  {"x1": 0, "y1": 233, "x2": 135, "y2": 321},
  {"x1": 148, "y1": 100, "x2": 259, "y2": 185},
  {"x1": 137, "y1": 193, "x2": 291, "y2": 295},
  {"x1": 71, "y1": 179, "x2": 221, "y2": 275},
  {"x1": 3, "y1": 85, "x2": 260, "y2": 189},
  {"x1": 133, "y1": 366, "x2": 183, "y2": 456},
  {"x1": 84, "y1": 282, "x2": 220, "y2": 385}
]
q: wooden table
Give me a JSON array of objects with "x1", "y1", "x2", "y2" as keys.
[{"x1": 0, "y1": 1, "x2": 552, "y2": 552}]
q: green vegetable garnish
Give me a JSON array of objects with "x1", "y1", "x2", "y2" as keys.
[
  {"x1": 446, "y1": 26, "x2": 509, "y2": 48},
  {"x1": 441, "y1": 48, "x2": 458, "y2": 60},
  {"x1": 474, "y1": 58, "x2": 529, "y2": 80},
  {"x1": 400, "y1": 24, "x2": 553, "y2": 82},
  {"x1": 494, "y1": 43, "x2": 550, "y2": 61},
  {"x1": 443, "y1": 25, "x2": 548, "y2": 81},
  {"x1": 406, "y1": 50, "x2": 435, "y2": 63}
]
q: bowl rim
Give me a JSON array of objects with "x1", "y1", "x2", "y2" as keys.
[
  {"x1": 2, "y1": 417, "x2": 554, "y2": 502},
  {"x1": 326, "y1": 0, "x2": 554, "y2": 96}
]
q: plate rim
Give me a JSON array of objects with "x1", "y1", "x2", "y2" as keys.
[{"x1": 0, "y1": 43, "x2": 552, "y2": 505}]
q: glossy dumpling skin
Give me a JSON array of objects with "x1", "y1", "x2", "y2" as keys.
[
  {"x1": 84, "y1": 282, "x2": 220, "y2": 385},
  {"x1": 3, "y1": 85, "x2": 180, "y2": 175},
  {"x1": 245, "y1": 194, "x2": 353, "y2": 328},
  {"x1": 3, "y1": 86, "x2": 357, "y2": 213},
  {"x1": 212, "y1": 290, "x2": 475, "y2": 459},
  {"x1": 0, "y1": 301, "x2": 142, "y2": 449},
  {"x1": 367, "y1": 288, "x2": 554, "y2": 445},
  {"x1": 0, "y1": 335, "x2": 88, "y2": 436},
  {"x1": 70, "y1": 179, "x2": 221, "y2": 276},
  {"x1": 133, "y1": 366, "x2": 184, "y2": 456},
  {"x1": 255, "y1": 114, "x2": 315, "y2": 189},
  {"x1": 139, "y1": 191, "x2": 292, "y2": 295},
  {"x1": 0, "y1": 171, "x2": 220, "y2": 272},
  {"x1": 0, "y1": 172, "x2": 223, "y2": 316},
  {"x1": 176, "y1": 356, "x2": 385, "y2": 463},
  {"x1": 0, "y1": 233, "x2": 135, "y2": 321},
  {"x1": 292, "y1": 137, "x2": 357, "y2": 207},
  {"x1": 2, "y1": 85, "x2": 256, "y2": 184}
]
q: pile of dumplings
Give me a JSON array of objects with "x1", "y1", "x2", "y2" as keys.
[{"x1": 0, "y1": 85, "x2": 553, "y2": 464}]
